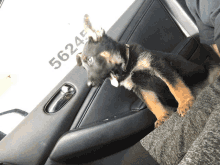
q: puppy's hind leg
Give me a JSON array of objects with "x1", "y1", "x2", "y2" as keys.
[{"x1": 153, "y1": 60, "x2": 195, "y2": 117}]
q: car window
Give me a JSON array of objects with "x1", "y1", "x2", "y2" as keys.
[{"x1": 0, "y1": 0, "x2": 135, "y2": 134}]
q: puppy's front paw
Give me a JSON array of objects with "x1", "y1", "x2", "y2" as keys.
[
  {"x1": 154, "y1": 113, "x2": 172, "y2": 128},
  {"x1": 177, "y1": 98, "x2": 194, "y2": 117},
  {"x1": 155, "y1": 119, "x2": 164, "y2": 128}
]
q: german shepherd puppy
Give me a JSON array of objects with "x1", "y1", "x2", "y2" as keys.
[{"x1": 76, "y1": 14, "x2": 220, "y2": 128}]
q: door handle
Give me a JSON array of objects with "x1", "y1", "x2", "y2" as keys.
[{"x1": 45, "y1": 84, "x2": 76, "y2": 113}]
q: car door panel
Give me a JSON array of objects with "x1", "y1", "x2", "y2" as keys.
[{"x1": 0, "y1": 66, "x2": 91, "y2": 165}]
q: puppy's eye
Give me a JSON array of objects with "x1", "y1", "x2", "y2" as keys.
[{"x1": 87, "y1": 57, "x2": 93, "y2": 65}]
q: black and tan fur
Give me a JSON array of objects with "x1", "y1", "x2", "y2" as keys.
[{"x1": 76, "y1": 14, "x2": 220, "y2": 128}]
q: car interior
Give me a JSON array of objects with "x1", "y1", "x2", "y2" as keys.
[{"x1": 1, "y1": 0, "x2": 220, "y2": 164}]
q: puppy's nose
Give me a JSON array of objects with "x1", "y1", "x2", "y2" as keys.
[{"x1": 87, "y1": 81, "x2": 92, "y2": 87}]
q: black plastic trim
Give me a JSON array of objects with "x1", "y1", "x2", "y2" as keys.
[
  {"x1": 107, "y1": 0, "x2": 145, "y2": 41},
  {"x1": 50, "y1": 108, "x2": 156, "y2": 163},
  {"x1": 75, "y1": 86, "x2": 101, "y2": 128},
  {"x1": 124, "y1": 0, "x2": 154, "y2": 44}
]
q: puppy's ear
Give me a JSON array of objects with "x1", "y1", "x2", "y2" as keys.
[
  {"x1": 84, "y1": 14, "x2": 104, "y2": 42},
  {"x1": 76, "y1": 53, "x2": 82, "y2": 66}
]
